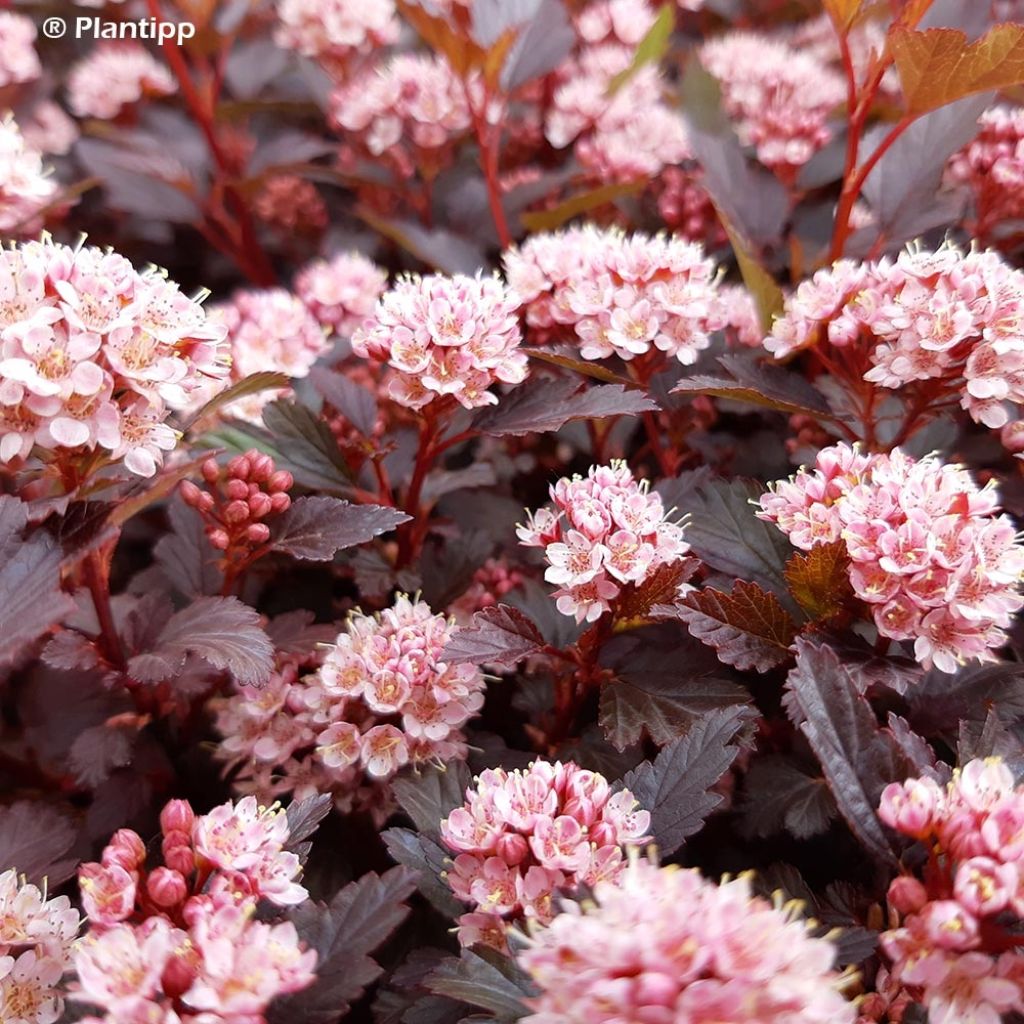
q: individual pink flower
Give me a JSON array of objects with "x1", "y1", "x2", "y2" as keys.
[
  {"x1": 878, "y1": 759, "x2": 1024, "y2": 1024},
  {"x1": 440, "y1": 761, "x2": 650, "y2": 948},
  {"x1": 519, "y1": 461, "x2": 690, "y2": 623},
  {"x1": 518, "y1": 856, "x2": 855, "y2": 1023},
  {"x1": 275, "y1": 0, "x2": 399, "y2": 67},
  {"x1": 352, "y1": 273, "x2": 526, "y2": 410},
  {"x1": 294, "y1": 251, "x2": 388, "y2": 336},
  {"x1": 0, "y1": 118, "x2": 57, "y2": 237},
  {"x1": 503, "y1": 226, "x2": 723, "y2": 364},
  {"x1": 19, "y1": 101, "x2": 79, "y2": 157},
  {"x1": 760, "y1": 443, "x2": 1024, "y2": 672},
  {"x1": 0, "y1": 13, "x2": 40, "y2": 87},
  {"x1": 66, "y1": 44, "x2": 175, "y2": 120},
  {"x1": 700, "y1": 31, "x2": 845, "y2": 176}
]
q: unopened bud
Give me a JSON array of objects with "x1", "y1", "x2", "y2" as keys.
[
  {"x1": 224, "y1": 500, "x2": 250, "y2": 524},
  {"x1": 225, "y1": 478, "x2": 249, "y2": 501},
  {"x1": 208, "y1": 529, "x2": 230, "y2": 551},
  {"x1": 248, "y1": 492, "x2": 272, "y2": 518},
  {"x1": 246, "y1": 523, "x2": 271, "y2": 544},
  {"x1": 147, "y1": 866, "x2": 188, "y2": 907},
  {"x1": 179, "y1": 480, "x2": 203, "y2": 507},
  {"x1": 201, "y1": 458, "x2": 220, "y2": 484},
  {"x1": 268, "y1": 470, "x2": 293, "y2": 493},
  {"x1": 102, "y1": 829, "x2": 146, "y2": 869},
  {"x1": 270, "y1": 492, "x2": 291, "y2": 514},
  {"x1": 160, "y1": 799, "x2": 195, "y2": 835}
]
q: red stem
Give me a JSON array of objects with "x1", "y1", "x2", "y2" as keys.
[
  {"x1": 465, "y1": 82, "x2": 511, "y2": 249},
  {"x1": 84, "y1": 549, "x2": 125, "y2": 671}
]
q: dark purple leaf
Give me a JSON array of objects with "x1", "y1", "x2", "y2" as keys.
[
  {"x1": 0, "y1": 801, "x2": 79, "y2": 885},
  {"x1": 621, "y1": 704, "x2": 754, "y2": 855},
  {"x1": 270, "y1": 867, "x2": 418, "y2": 1024},
  {"x1": 392, "y1": 762, "x2": 473, "y2": 837},
  {"x1": 271, "y1": 496, "x2": 410, "y2": 560},
  {"x1": 424, "y1": 949, "x2": 536, "y2": 1021},
  {"x1": 68, "y1": 722, "x2": 138, "y2": 787},
  {"x1": 443, "y1": 605, "x2": 545, "y2": 668},
  {"x1": 127, "y1": 596, "x2": 274, "y2": 686},
  {"x1": 309, "y1": 367, "x2": 378, "y2": 436},
  {"x1": 265, "y1": 610, "x2": 338, "y2": 654},
  {"x1": 419, "y1": 531, "x2": 494, "y2": 610},
  {"x1": 285, "y1": 794, "x2": 334, "y2": 863},
  {"x1": 154, "y1": 497, "x2": 223, "y2": 599},
  {"x1": 382, "y1": 828, "x2": 465, "y2": 917},
  {"x1": 499, "y1": 0, "x2": 575, "y2": 91},
  {"x1": 784, "y1": 640, "x2": 907, "y2": 865},
  {"x1": 261, "y1": 400, "x2": 354, "y2": 493},
  {"x1": 473, "y1": 378, "x2": 657, "y2": 437},
  {"x1": 738, "y1": 755, "x2": 836, "y2": 840}
]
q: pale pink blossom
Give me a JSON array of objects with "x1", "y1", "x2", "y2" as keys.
[
  {"x1": 440, "y1": 761, "x2": 650, "y2": 948},
  {"x1": 275, "y1": 0, "x2": 398, "y2": 66},
  {"x1": 0, "y1": 13, "x2": 40, "y2": 88},
  {"x1": 294, "y1": 251, "x2": 387, "y2": 336},
  {"x1": 66, "y1": 44, "x2": 175, "y2": 121},
  {"x1": 518, "y1": 856, "x2": 855, "y2": 1023},
  {"x1": 760, "y1": 444, "x2": 1024, "y2": 672},
  {"x1": 0, "y1": 118, "x2": 56, "y2": 237}
]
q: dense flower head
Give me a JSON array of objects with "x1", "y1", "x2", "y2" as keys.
[
  {"x1": 439, "y1": 760, "x2": 650, "y2": 948},
  {"x1": 252, "y1": 175, "x2": 327, "y2": 236},
  {"x1": 0, "y1": 238, "x2": 228, "y2": 476},
  {"x1": 351, "y1": 272, "x2": 526, "y2": 410},
  {"x1": 947, "y1": 106, "x2": 1024, "y2": 245},
  {"x1": 517, "y1": 857, "x2": 855, "y2": 1023},
  {"x1": 766, "y1": 245, "x2": 1024, "y2": 433},
  {"x1": 205, "y1": 287, "x2": 328, "y2": 423},
  {"x1": 214, "y1": 597, "x2": 487, "y2": 822},
  {"x1": 700, "y1": 31, "x2": 845, "y2": 173},
  {"x1": 878, "y1": 759, "x2": 1024, "y2": 1024},
  {"x1": 0, "y1": 870, "x2": 79, "y2": 1024},
  {"x1": 547, "y1": 43, "x2": 689, "y2": 182},
  {"x1": 0, "y1": 13, "x2": 40, "y2": 88},
  {"x1": 19, "y1": 102, "x2": 79, "y2": 157},
  {"x1": 331, "y1": 54, "x2": 472, "y2": 175},
  {"x1": 759, "y1": 443, "x2": 1024, "y2": 672},
  {"x1": 656, "y1": 165, "x2": 723, "y2": 246},
  {"x1": 450, "y1": 557, "x2": 525, "y2": 624},
  {"x1": 66, "y1": 43, "x2": 175, "y2": 120},
  {"x1": 518, "y1": 461, "x2": 690, "y2": 623},
  {"x1": 503, "y1": 226, "x2": 722, "y2": 365},
  {"x1": 0, "y1": 119, "x2": 57, "y2": 238},
  {"x1": 275, "y1": 0, "x2": 399, "y2": 66},
  {"x1": 72, "y1": 797, "x2": 314, "y2": 1022},
  {"x1": 576, "y1": 0, "x2": 658, "y2": 45},
  {"x1": 294, "y1": 251, "x2": 388, "y2": 336}
]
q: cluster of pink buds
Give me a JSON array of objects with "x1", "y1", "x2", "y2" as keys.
[
  {"x1": 759, "y1": 443, "x2": 1024, "y2": 673},
  {"x1": 503, "y1": 226, "x2": 722, "y2": 367},
  {"x1": 252, "y1": 175, "x2": 327, "y2": 237},
  {"x1": 0, "y1": 117, "x2": 57, "y2": 237},
  {"x1": 71, "y1": 797, "x2": 315, "y2": 1023},
  {"x1": 274, "y1": 0, "x2": 399, "y2": 72},
  {"x1": 213, "y1": 596, "x2": 488, "y2": 825},
  {"x1": 0, "y1": 869, "x2": 80, "y2": 1024},
  {"x1": 66, "y1": 43, "x2": 176, "y2": 121},
  {"x1": 294, "y1": 250, "x2": 388, "y2": 337},
  {"x1": 656, "y1": 164, "x2": 725, "y2": 247},
  {"x1": 700, "y1": 31, "x2": 845, "y2": 177},
  {"x1": 0, "y1": 238, "x2": 228, "y2": 477},
  {"x1": 517, "y1": 856, "x2": 855, "y2": 1024},
  {"x1": 546, "y1": 43, "x2": 690, "y2": 183},
  {"x1": 0, "y1": 12, "x2": 41, "y2": 88},
  {"x1": 518, "y1": 461, "x2": 690, "y2": 623},
  {"x1": 331, "y1": 54, "x2": 473, "y2": 180},
  {"x1": 181, "y1": 449, "x2": 293, "y2": 557},
  {"x1": 449, "y1": 558, "x2": 525, "y2": 624},
  {"x1": 439, "y1": 760, "x2": 650, "y2": 949},
  {"x1": 766, "y1": 246, "x2": 1024, "y2": 435},
  {"x1": 205, "y1": 287, "x2": 329, "y2": 424},
  {"x1": 878, "y1": 759, "x2": 1024, "y2": 1024},
  {"x1": 351, "y1": 272, "x2": 526, "y2": 411},
  {"x1": 947, "y1": 106, "x2": 1024, "y2": 248}
]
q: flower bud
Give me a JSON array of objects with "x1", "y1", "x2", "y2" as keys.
[
  {"x1": 179, "y1": 480, "x2": 203, "y2": 507},
  {"x1": 268, "y1": 470, "x2": 293, "y2": 493},
  {"x1": 102, "y1": 829, "x2": 146, "y2": 869},
  {"x1": 228, "y1": 455, "x2": 251, "y2": 480},
  {"x1": 197, "y1": 492, "x2": 215, "y2": 513},
  {"x1": 887, "y1": 876, "x2": 928, "y2": 915},
  {"x1": 160, "y1": 799, "x2": 195, "y2": 835},
  {"x1": 270, "y1": 492, "x2": 291, "y2": 514},
  {"x1": 251, "y1": 453, "x2": 274, "y2": 481},
  {"x1": 246, "y1": 522, "x2": 271, "y2": 544},
  {"x1": 495, "y1": 832, "x2": 529, "y2": 866},
  {"x1": 224, "y1": 500, "x2": 250, "y2": 524},
  {"x1": 208, "y1": 529, "x2": 230, "y2": 550},
  {"x1": 147, "y1": 866, "x2": 189, "y2": 908},
  {"x1": 225, "y1": 478, "x2": 249, "y2": 500},
  {"x1": 248, "y1": 492, "x2": 272, "y2": 518},
  {"x1": 201, "y1": 458, "x2": 220, "y2": 483}
]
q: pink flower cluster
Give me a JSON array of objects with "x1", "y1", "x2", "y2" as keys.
[
  {"x1": 0, "y1": 239, "x2": 228, "y2": 476},
  {"x1": 518, "y1": 461, "x2": 690, "y2": 623},
  {"x1": 700, "y1": 31, "x2": 845, "y2": 174},
  {"x1": 331, "y1": 54, "x2": 472, "y2": 178},
  {"x1": 547, "y1": 43, "x2": 690, "y2": 182},
  {"x1": 295, "y1": 251, "x2": 388, "y2": 337},
  {"x1": 351, "y1": 273, "x2": 526, "y2": 410},
  {"x1": 766, "y1": 246, "x2": 1024, "y2": 432},
  {"x1": 207, "y1": 287, "x2": 328, "y2": 424},
  {"x1": 439, "y1": 760, "x2": 650, "y2": 949},
  {"x1": 66, "y1": 43, "x2": 175, "y2": 121},
  {"x1": 503, "y1": 227, "x2": 722, "y2": 365},
  {"x1": 213, "y1": 596, "x2": 487, "y2": 823},
  {"x1": 72, "y1": 797, "x2": 315, "y2": 1023},
  {"x1": 20, "y1": 101, "x2": 78, "y2": 158},
  {"x1": 450, "y1": 557, "x2": 525, "y2": 624},
  {"x1": 0, "y1": 118, "x2": 57, "y2": 237},
  {"x1": 517, "y1": 857, "x2": 855, "y2": 1024},
  {"x1": 0, "y1": 13, "x2": 40, "y2": 88},
  {"x1": 0, "y1": 869, "x2": 80, "y2": 1024},
  {"x1": 275, "y1": 0, "x2": 398, "y2": 68},
  {"x1": 759, "y1": 443, "x2": 1024, "y2": 673},
  {"x1": 656, "y1": 165, "x2": 724, "y2": 246},
  {"x1": 253, "y1": 175, "x2": 327, "y2": 236},
  {"x1": 878, "y1": 759, "x2": 1024, "y2": 1024},
  {"x1": 947, "y1": 106, "x2": 1024, "y2": 245}
]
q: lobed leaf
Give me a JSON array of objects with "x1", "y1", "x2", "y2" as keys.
[
  {"x1": 382, "y1": 828, "x2": 465, "y2": 918},
  {"x1": 674, "y1": 581, "x2": 798, "y2": 673},
  {"x1": 271, "y1": 496, "x2": 410, "y2": 561},
  {"x1": 0, "y1": 801, "x2": 79, "y2": 885},
  {"x1": 127, "y1": 595, "x2": 274, "y2": 687},
  {"x1": 261, "y1": 400, "x2": 354, "y2": 493},
  {"x1": 424, "y1": 949, "x2": 536, "y2": 1021},
  {"x1": 738, "y1": 755, "x2": 836, "y2": 840},
  {"x1": 392, "y1": 761, "x2": 474, "y2": 837},
  {"x1": 613, "y1": 557, "x2": 699, "y2": 624},
  {"x1": 622, "y1": 704, "x2": 754, "y2": 855},
  {"x1": 784, "y1": 540, "x2": 854, "y2": 622},
  {"x1": 309, "y1": 367, "x2": 378, "y2": 436},
  {"x1": 443, "y1": 604, "x2": 545, "y2": 668}
]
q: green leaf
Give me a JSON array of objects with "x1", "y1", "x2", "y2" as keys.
[
  {"x1": 721, "y1": 220, "x2": 783, "y2": 334},
  {"x1": 182, "y1": 371, "x2": 290, "y2": 431},
  {"x1": 606, "y1": 3, "x2": 674, "y2": 95},
  {"x1": 520, "y1": 181, "x2": 644, "y2": 232}
]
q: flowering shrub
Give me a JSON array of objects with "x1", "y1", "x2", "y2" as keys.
[{"x1": 7, "y1": 3, "x2": 1024, "y2": 1023}]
